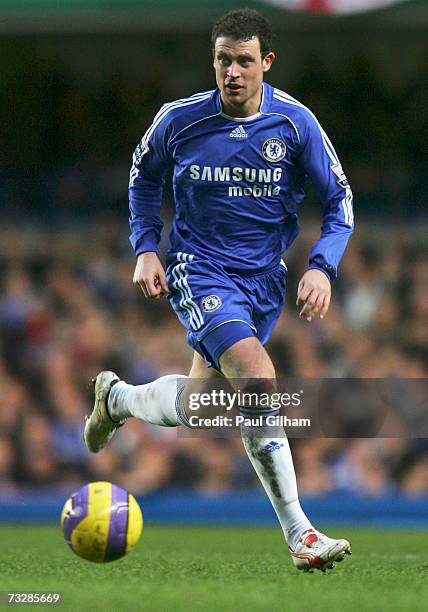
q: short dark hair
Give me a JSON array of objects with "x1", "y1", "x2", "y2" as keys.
[{"x1": 211, "y1": 8, "x2": 273, "y2": 58}]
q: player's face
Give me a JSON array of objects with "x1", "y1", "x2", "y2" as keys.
[{"x1": 213, "y1": 36, "x2": 275, "y2": 118}]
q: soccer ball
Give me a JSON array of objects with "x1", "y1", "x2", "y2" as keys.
[{"x1": 61, "y1": 481, "x2": 143, "y2": 563}]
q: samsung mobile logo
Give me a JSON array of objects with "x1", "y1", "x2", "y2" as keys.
[{"x1": 189, "y1": 165, "x2": 282, "y2": 183}]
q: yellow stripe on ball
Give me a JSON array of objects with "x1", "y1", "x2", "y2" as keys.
[
  {"x1": 126, "y1": 493, "x2": 143, "y2": 553},
  {"x1": 70, "y1": 481, "x2": 112, "y2": 563}
]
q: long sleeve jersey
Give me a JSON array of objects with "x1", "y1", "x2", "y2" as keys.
[{"x1": 129, "y1": 82, "x2": 354, "y2": 279}]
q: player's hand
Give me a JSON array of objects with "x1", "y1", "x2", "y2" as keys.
[
  {"x1": 133, "y1": 252, "x2": 170, "y2": 300},
  {"x1": 296, "y1": 269, "x2": 331, "y2": 322}
]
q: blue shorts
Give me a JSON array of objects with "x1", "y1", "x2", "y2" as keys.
[{"x1": 166, "y1": 252, "x2": 287, "y2": 369}]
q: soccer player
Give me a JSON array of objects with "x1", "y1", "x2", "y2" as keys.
[{"x1": 84, "y1": 8, "x2": 354, "y2": 571}]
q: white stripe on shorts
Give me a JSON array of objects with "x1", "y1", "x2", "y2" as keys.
[{"x1": 171, "y1": 253, "x2": 204, "y2": 330}]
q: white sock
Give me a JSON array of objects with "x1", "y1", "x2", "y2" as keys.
[
  {"x1": 108, "y1": 375, "x2": 188, "y2": 427},
  {"x1": 241, "y1": 425, "x2": 312, "y2": 550}
]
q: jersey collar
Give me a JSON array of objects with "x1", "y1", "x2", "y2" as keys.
[{"x1": 216, "y1": 82, "x2": 272, "y2": 122}]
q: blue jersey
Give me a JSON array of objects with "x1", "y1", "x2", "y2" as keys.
[{"x1": 129, "y1": 82, "x2": 354, "y2": 279}]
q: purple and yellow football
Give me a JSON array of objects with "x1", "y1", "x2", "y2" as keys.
[{"x1": 61, "y1": 481, "x2": 143, "y2": 563}]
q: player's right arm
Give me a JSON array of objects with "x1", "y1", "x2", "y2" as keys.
[
  {"x1": 133, "y1": 251, "x2": 169, "y2": 299},
  {"x1": 128, "y1": 106, "x2": 173, "y2": 299}
]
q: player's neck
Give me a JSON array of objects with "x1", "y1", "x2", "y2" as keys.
[{"x1": 220, "y1": 88, "x2": 263, "y2": 119}]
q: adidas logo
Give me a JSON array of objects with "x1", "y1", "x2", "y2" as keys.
[
  {"x1": 264, "y1": 441, "x2": 284, "y2": 453},
  {"x1": 229, "y1": 125, "x2": 247, "y2": 139}
]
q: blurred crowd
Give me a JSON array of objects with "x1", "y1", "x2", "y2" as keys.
[
  {"x1": 1, "y1": 28, "x2": 427, "y2": 498},
  {"x1": 0, "y1": 218, "x2": 426, "y2": 498}
]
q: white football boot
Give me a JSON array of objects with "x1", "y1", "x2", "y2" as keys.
[
  {"x1": 84, "y1": 370, "x2": 125, "y2": 453},
  {"x1": 290, "y1": 528, "x2": 351, "y2": 572}
]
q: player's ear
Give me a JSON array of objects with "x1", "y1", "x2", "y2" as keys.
[{"x1": 262, "y1": 52, "x2": 275, "y2": 73}]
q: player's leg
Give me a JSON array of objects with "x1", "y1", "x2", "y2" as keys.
[
  {"x1": 219, "y1": 337, "x2": 351, "y2": 571},
  {"x1": 84, "y1": 352, "x2": 219, "y2": 453},
  {"x1": 218, "y1": 337, "x2": 313, "y2": 548},
  {"x1": 84, "y1": 251, "x2": 247, "y2": 453}
]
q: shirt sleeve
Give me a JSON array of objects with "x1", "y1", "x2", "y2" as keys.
[
  {"x1": 128, "y1": 107, "x2": 173, "y2": 256},
  {"x1": 298, "y1": 109, "x2": 354, "y2": 280}
]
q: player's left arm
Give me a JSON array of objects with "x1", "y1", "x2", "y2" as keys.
[{"x1": 296, "y1": 109, "x2": 354, "y2": 321}]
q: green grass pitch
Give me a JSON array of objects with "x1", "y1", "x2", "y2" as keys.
[{"x1": 0, "y1": 525, "x2": 426, "y2": 611}]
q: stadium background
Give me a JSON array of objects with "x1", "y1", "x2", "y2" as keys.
[{"x1": 0, "y1": 0, "x2": 427, "y2": 527}]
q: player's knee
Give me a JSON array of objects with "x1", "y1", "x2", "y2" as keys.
[{"x1": 220, "y1": 336, "x2": 276, "y2": 379}]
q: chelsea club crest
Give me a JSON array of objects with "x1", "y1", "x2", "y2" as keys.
[
  {"x1": 201, "y1": 295, "x2": 222, "y2": 312},
  {"x1": 262, "y1": 138, "x2": 286, "y2": 163}
]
